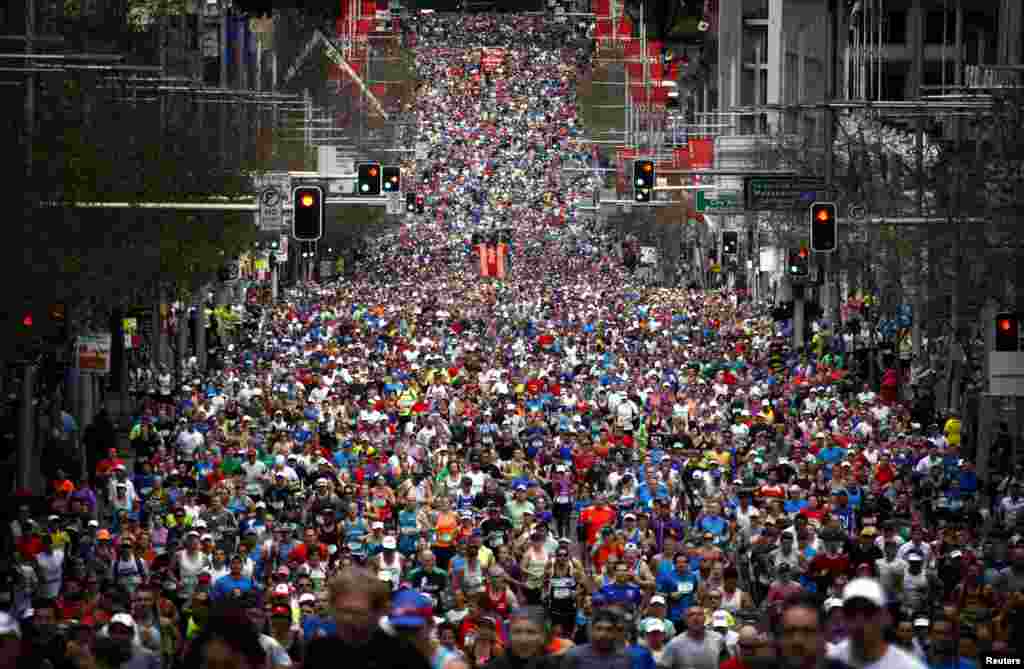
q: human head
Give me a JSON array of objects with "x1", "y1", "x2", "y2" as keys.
[
  {"x1": 506, "y1": 607, "x2": 547, "y2": 658},
  {"x1": 326, "y1": 568, "x2": 391, "y2": 645},
  {"x1": 841, "y1": 579, "x2": 888, "y2": 657},
  {"x1": 187, "y1": 608, "x2": 266, "y2": 669},
  {"x1": 778, "y1": 592, "x2": 826, "y2": 669}
]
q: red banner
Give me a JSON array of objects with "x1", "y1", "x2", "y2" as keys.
[
  {"x1": 616, "y1": 15, "x2": 633, "y2": 40},
  {"x1": 594, "y1": 19, "x2": 613, "y2": 37},
  {"x1": 673, "y1": 147, "x2": 690, "y2": 168},
  {"x1": 595, "y1": 0, "x2": 611, "y2": 18},
  {"x1": 477, "y1": 244, "x2": 507, "y2": 279},
  {"x1": 689, "y1": 138, "x2": 714, "y2": 168}
]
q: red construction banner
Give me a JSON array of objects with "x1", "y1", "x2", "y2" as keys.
[
  {"x1": 673, "y1": 146, "x2": 690, "y2": 168},
  {"x1": 496, "y1": 243, "x2": 507, "y2": 278},
  {"x1": 594, "y1": 19, "x2": 613, "y2": 37},
  {"x1": 629, "y1": 84, "x2": 648, "y2": 103},
  {"x1": 624, "y1": 40, "x2": 641, "y2": 58},
  {"x1": 360, "y1": 0, "x2": 375, "y2": 16},
  {"x1": 689, "y1": 138, "x2": 714, "y2": 168},
  {"x1": 595, "y1": 0, "x2": 611, "y2": 17},
  {"x1": 616, "y1": 15, "x2": 633, "y2": 39}
]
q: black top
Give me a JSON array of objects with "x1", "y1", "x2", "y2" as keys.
[{"x1": 304, "y1": 629, "x2": 432, "y2": 669}]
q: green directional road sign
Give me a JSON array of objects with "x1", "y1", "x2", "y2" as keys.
[
  {"x1": 696, "y1": 190, "x2": 741, "y2": 213},
  {"x1": 745, "y1": 176, "x2": 831, "y2": 210}
]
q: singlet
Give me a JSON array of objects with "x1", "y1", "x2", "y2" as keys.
[
  {"x1": 178, "y1": 550, "x2": 207, "y2": 596},
  {"x1": 523, "y1": 547, "x2": 548, "y2": 589},
  {"x1": 549, "y1": 569, "x2": 577, "y2": 614},
  {"x1": 461, "y1": 560, "x2": 484, "y2": 594},
  {"x1": 486, "y1": 586, "x2": 510, "y2": 618},
  {"x1": 376, "y1": 552, "x2": 403, "y2": 590},
  {"x1": 720, "y1": 588, "x2": 743, "y2": 613},
  {"x1": 435, "y1": 512, "x2": 458, "y2": 547}
]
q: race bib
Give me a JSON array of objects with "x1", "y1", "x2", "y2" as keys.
[
  {"x1": 440, "y1": 532, "x2": 453, "y2": 543},
  {"x1": 678, "y1": 581, "x2": 693, "y2": 594},
  {"x1": 553, "y1": 588, "x2": 571, "y2": 599},
  {"x1": 556, "y1": 495, "x2": 570, "y2": 504}
]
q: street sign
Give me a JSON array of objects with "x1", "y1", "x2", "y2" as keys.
[
  {"x1": 386, "y1": 193, "x2": 403, "y2": 215},
  {"x1": 277, "y1": 234, "x2": 289, "y2": 263},
  {"x1": 696, "y1": 190, "x2": 742, "y2": 213},
  {"x1": 76, "y1": 333, "x2": 112, "y2": 374},
  {"x1": 745, "y1": 176, "x2": 829, "y2": 210},
  {"x1": 256, "y1": 172, "x2": 290, "y2": 230}
]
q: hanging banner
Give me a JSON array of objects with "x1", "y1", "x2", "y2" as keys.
[{"x1": 77, "y1": 333, "x2": 112, "y2": 374}]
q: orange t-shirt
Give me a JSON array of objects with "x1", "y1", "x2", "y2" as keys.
[
  {"x1": 435, "y1": 512, "x2": 458, "y2": 547},
  {"x1": 580, "y1": 506, "x2": 616, "y2": 545}
]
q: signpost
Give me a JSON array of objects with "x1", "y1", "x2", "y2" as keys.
[
  {"x1": 745, "y1": 176, "x2": 830, "y2": 210},
  {"x1": 257, "y1": 172, "x2": 290, "y2": 230},
  {"x1": 76, "y1": 334, "x2": 112, "y2": 374},
  {"x1": 696, "y1": 190, "x2": 742, "y2": 213},
  {"x1": 386, "y1": 193, "x2": 403, "y2": 215}
]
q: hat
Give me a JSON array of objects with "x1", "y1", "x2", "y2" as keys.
[
  {"x1": 949, "y1": 550, "x2": 963, "y2": 558},
  {"x1": 276, "y1": 566, "x2": 290, "y2": 576},
  {"x1": 382, "y1": 536, "x2": 398, "y2": 550},
  {"x1": 643, "y1": 618, "x2": 665, "y2": 634},
  {"x1": 271, "y1": 605, "x2": 291, "y2": 618},
  {"x1": 273, "y1": 584, "x2": 291, "y2": 597},
  {"x1": 649, "y1": 595, "x2": 666, "y2": 606},
  {"x1": 711, "y1": 610, "x2": 731, "y2": 628},
  {"x1": 860, "y1": 527, "x2": 878, "y2": 537},
  {"x1": 823, "y1": 597, "x2": 844, "y2": 613},
  {"x1": 372, "y1": 521, "x2": 385, "y2": 529},
  {"x1": 841, "y1": 578, "x2": 886, "y2": 608},
  {"x1": 388, "y1": 590, "x2": 434, "y2": 629},
  {"x1": 913, "y1": 617, "x2": 930, "y2": 628},
  {"x1": 110, "y1": 613, "x2": 136, "y2": 630}
]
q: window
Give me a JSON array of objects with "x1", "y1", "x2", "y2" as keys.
[
  {"x1": 884, "y1": 10, "x2": 906, "y2": 44},
  {"x1": 925, "y1": 10, "x2": 955, "y2": 45}
]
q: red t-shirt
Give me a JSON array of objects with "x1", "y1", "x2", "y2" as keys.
[{"x1": 580, "y1": 506, "x2": 616, "y2": 545}]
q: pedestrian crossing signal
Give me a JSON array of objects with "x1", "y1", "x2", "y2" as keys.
[{"x1": 406, "y1": 193, "x2": 416, "y2": 212}]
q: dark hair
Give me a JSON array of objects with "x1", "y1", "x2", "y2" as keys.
[
  {"x1": 775, "y1": 592, "x2": 822, "y2": 636},
  {"x1": 723, "y1": 566, "x2": 739, "y2": 580},
  {"x1": 591, "y1": 608, "x2": 621, "y2": 628},
  {"x1": 184, "y1": 608, "x2": 266, "y2": 668}
]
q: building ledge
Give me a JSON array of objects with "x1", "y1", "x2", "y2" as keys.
[{"x1": 744, "y1": 18, "x2": 769, "y2": 29}]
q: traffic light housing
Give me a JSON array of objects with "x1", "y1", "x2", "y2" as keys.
[
  {"x1": 722, "y1": 231, "x2": 738, "y2": 256},
  {"x1": 406, "y1": 193, "x2": 416, "y2": 212},
  {"x1": 788, "y1": 247, "x2": 809, "y2": 277},
  {"x1": 633, "y1": 159, "x2": 655, "y2": 202},
  {"x1": 357, "y1": 162, "x2": 382, "y2": 195},
  {"x1": 382, "y1": 166, "x2": 401, "y2": 193},
  {"x1": 415, "y1": 195, "x2": 425, "y2": 214},
  {"x1": 810, "y1": 202, "x2": 837, "y2": 252},
  {"x1": 995, "y1": 313, "x2": 1020, "y2": 352},
  {"x1": 292, "y1": 186, "x2": 323, "y2": 241}
]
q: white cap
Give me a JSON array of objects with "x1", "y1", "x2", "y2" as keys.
[
  {"x1": 711, "y1": 610, "x2": 731, "y2": 628},
  {"x1": 110, "y1": 613, "x2": 136, "y2": 629},
  {"x1": 643, "y1": 618, "x2": 665, "y2": 634},
  {"x1": 649, "y1": 595, "x2": 666, "y2": 605},
  {"x1": 382, "y1": 536, "x2": 398, "y2": 549},
  {"x1": 0, "y1": 612, "x2": 20, "y2": 639},
  {"x1": 914, "y1": 617, "x2": 930, "y2": 628},
  {"x1": 841, "y1": 578, "x2": 886, "y2": 608},
  {"x1": 823, "y1": 597, "x2": 844, "y2": 612},
  {"x1": 274, "y1": 584, "x2": 291, "y2": 596},
  {"x1": 372, "y1": 521, "x2": 385, "y2": 529},
  {"x1": 299, "y1": 593, "x2": 316, "y2": 604}
]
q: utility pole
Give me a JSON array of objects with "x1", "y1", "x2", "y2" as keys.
[
  {"x1": 17, "y1": 364, "x2": 36, "y2": 493},
  {"x1": 823, "y1": 0, "x2": 838, "y2": 327},
  {"x1": 24, "y1": 0, "x2": 35, "y2": 180}
]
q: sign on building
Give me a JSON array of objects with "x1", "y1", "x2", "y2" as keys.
[{"x1": 77, "y1": 333, "x2": 112, "y2": 374}]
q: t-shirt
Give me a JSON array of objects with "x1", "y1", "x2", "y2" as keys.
[
  {"x1": 562, "y1": 644, "x2": 632, "y2": 669},
  {"x1": 662, "y1": 631, "x2": 725, "y2": 669},
  {"x1": 261, "y1": 634, "x2": 293, "y2": 667},
  {"x1": 303, "y1": 629, "x2": 431, "y2": 669},
  {"x1": 827, "y1": 640, "x2": 928, "y2": 669}
]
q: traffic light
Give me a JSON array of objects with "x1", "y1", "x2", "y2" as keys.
[
  {"x1": 415, "y1": 195, "x2": 425, "y2": 214},
  {"x1": 995, "y1": 313, "x2": 1020, "y2": 352},
  {"x1": 292, "y1": 186, "x2": 323, "y2": 241},
  {"x1": 722, "y1": 231, "x2": 738, "y2": 255},
  {"x1": 810, "y1": 202, "x2": 837, "y2": 252},
  {"x1": 382, "y1": 166, "x2": 401, "y2": 193},
  {"x1": 633, "y1": 159, "x2": 655, "y2": 202},
  {"x1": 269, "y1": 239, "x2": 280, "y2": 251},
  {"x1": 406, "y1": 193, "x2": 416, "y2": 212},
  {"x1": 788, "y1": 247, "x2": 809, "y2": 277},
  {"x1": 357, "y1": 162, "x2": 382, "y2": 195}
]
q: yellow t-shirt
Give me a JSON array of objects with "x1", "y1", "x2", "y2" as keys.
[{"x1": 944, "y1": 418, "x2": 962, "y2": 446}]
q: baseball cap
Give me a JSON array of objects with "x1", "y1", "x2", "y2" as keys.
[
  {"x1": 823, "y1": 597, "x2": 844, "y2": 613},
  {"x1": 271, "y1": 605, "x2": 291, "y2": 618},
  {"x1": 299, "y1": 593, "x2": 316, "y2": 604},
  {"x1": 841, "y1": 578, "x2": 886, "y2": 608},
  {"x1": 906, "y1": 552, "x2": 924, "y2": 562},
  {"x1": 110, "y1": 613, "x2": 136, "y2": 630},
  {"x1": 382, "y1": 536, "x2": 398, "y2": 550},
  {"x1": 273, "y1": 584, "x2": 291, "y2": 597},
  {"x1": 388, "y1": 590, "x2": 434, "y2": 629},
  {"x1": 372, "y1": 521, "x2": 385, "y2": 530},
  {"x1": 643, "y1": 618, "x2": 665, "y2": 634},
  {"x1": 914, "y1": 618, "x2": 930, "y2": 628}
]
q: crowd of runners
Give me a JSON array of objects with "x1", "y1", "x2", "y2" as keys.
[{"x1": 2, "y1": 10, "x2": 1022, "y2": 669}]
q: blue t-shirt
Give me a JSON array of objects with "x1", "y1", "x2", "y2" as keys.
[{"x1": 211, "y1": 574, "x2": 254, "y2": 600}]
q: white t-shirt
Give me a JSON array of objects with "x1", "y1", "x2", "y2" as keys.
[
  {"x1": 260, "y1": 633, "x2": 293, "y2": 667},
  {"x1": 827, "y1": 640, "x2": 927, "y2": 669}
]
